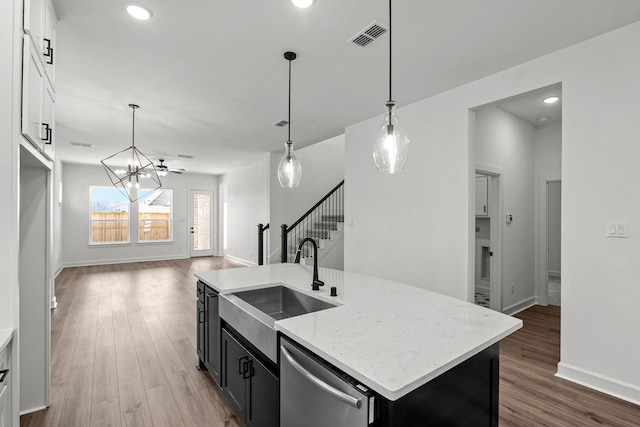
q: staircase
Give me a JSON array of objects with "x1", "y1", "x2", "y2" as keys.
[
  {"x1": 257, "y1": 180, "x2": 344, "y2": 267},
  {"x1": 286, "y1": 213, "x2": 344, "y2": 266}
]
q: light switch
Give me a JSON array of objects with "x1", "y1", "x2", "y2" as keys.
[{"x1": 606, "y1": 222, "x2": 630, "y2": 238}]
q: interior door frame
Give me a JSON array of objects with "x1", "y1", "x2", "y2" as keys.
[
  {"x1": 535, "y1": 177, "x2": 561, "y2": 305},
  {"x1": 474, "y1": 164, "x2": 503, "y2": 312},
  {"x1": 189, "y1": 188, "x2": 215, "y2": 257}
]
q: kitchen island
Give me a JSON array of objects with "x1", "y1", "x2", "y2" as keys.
[{"x1": 195, "y1": 263, "x2": 522, "y2": 426}]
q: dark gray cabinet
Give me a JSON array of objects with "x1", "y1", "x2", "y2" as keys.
[
  {"x1": 221, "y1": 328, "x2": 278, "y2": 427},
  {"x1": 196, "y1": 282, "x2": 205, "y2": 366},
  {"x1": 205, "y1": 287, "x2": 221, "y2": 384}
]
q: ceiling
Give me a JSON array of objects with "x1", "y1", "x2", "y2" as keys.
[
  {"x1": 52, "y1": 0, "x2": 640, "y2": 175},
  {"x1": 496, "y1": 83, "x2": 563, "y2": 126}
]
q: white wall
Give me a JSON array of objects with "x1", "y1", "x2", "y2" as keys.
[
  {"x1": 220, "y1": 156, "x2": 270, "y2": 265},
  {"x1": 269, "y1": 135, "x2": 345, "y2": 263},
  {"x1": 345, "y1": 22, "x2": 640, "y2": 403},
  {"x1": 62, "y1": 163, "x2": 218, "y2": 266},
  {"x1": 476, "y1": 106, "x2": 536, "y2": 311}
]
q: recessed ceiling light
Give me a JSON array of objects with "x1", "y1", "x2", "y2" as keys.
[
  {"x1": 126, "y1": 4, "x2": 152, "y2": 20},
  {"x1": 292, "y1": 0, "x2": 315, "y2": 8},
  {"x1": 543, "y1": 96, "x2": 560, "y2": 104}
]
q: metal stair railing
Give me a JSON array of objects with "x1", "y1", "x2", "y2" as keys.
[{"x1": 280, "y1": 180, "x2": 344, "y2": 263}]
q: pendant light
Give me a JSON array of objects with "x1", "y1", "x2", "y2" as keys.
[
  {"x1": 277, "y1": 51, "x2": 303, "y2": 189},
  {"x1": 373, "y1": 0, "x2": 409, "y2": 174},
  {"x1": 101, "y1": 104, "x2": 162, "y2": 202}
]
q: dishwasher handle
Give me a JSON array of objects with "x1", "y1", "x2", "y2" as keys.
[{"x1": 281, "y1": 345, "x2": 362, "y2": 409}]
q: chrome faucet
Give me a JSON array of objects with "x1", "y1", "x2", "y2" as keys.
[{"x1": 294, "y1": 237, "x2": 324, "y2": 291}]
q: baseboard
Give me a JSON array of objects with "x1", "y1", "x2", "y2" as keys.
[
  {"x1": 226, "y1": 255, "x2": 256, "y2": 267},
  {"x1": 549, "y1": 270, "x2": 561, "y2": 278},
  {"x1": 502, "y1": 297, "x2": 537, "y2": 315},
  {"x1": 20, "y1": 405, "x2": 48, "y2": 416},
  {"x1": 53, "y1": 265, "x2": 64, "y2": 279},
  {"x1": 63, "y1": 253, "x2": 190, "y2": 268},
  {"x1": 556, "y1": 362, "x2": 640, "y2": 406}
]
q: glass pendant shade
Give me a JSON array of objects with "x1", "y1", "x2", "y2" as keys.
[
  {"x1": 373, "y1": 103, "x2": 409, "y2": 174},
  {"x1": 277, "y1": 142, "x2": 302, "y2": 188}
]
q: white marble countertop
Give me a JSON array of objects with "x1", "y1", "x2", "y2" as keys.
[
  {"x1": 195, "y1": 264, "x2": 522, "y2": 401},
  {"x1": 0, "y1": 329, "x2": 14, "y2": 354}
]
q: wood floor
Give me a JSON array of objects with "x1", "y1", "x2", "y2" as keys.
[
  {"x1": 21, "y1": 257, "x2": 246, "y2": 427},
  {"x1": 20, "y1": 258, "x2": 640, "y2": 426},
  {"x1": 500, "y1": 305, "x2": 640, "y2": 426}
]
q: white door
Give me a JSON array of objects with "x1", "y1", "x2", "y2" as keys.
[{"x1": 189, "y1": 189, "x2": 214, "y2": 257}]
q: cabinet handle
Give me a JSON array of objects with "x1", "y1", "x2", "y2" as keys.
[
  {"x1": 239, "y1": 356, "x2": 249, "y2": 375},
  {"x1": 483, "y1": 205, "x2": 487, "y2": 213},
  {"x1": 198, "y1": 310, "x2": 205, "y2": 324},
  {"x1": 281, "y1": 345, "x2": 361, "y2": 408},
  {"x1": 41, "y1": 123, "x2": 52, "y2": 144},
  {"x1": 243, "y1": 360, "x2": 254, "y2": 379},
  {"x1": 0, "y1": 369, "x2": 8, "y2": 383},
  {"x1": 43, "y1": 38, "x2": 54, "y2": 65}
]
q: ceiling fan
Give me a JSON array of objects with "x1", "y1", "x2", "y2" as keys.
[{"x1": 156, "y1": 159, "x2": 186, "y2": 176}]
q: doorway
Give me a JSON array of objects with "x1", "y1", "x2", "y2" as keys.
[
  {"x1": 189, "y1": 189, "x2": 214, "y2": 257},
  {"x1": 19, "y1": 147, "x2": 51, "y2": 412},
  {"x1": 474, "y1": 168, "x2": 502, "y2": 311}
]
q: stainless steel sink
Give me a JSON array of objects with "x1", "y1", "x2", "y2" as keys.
[{"x1": 219, "y1": 284, "x2": 336, "y2": 362}]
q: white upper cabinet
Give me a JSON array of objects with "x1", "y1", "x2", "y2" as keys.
[
  {"x1": 475, "y1": 176, "x2": 489, "y2": 216},
  {"x1": 24, "y1": 0, "x2": 56, "y2": 84},
  {"x1": 22, "y1": 34, "x2": 45, "y2": 149},
  {"x1": 22, "y1": 34, "x2": 56, "y2": 161},
  {"x1": 43, "y1": 0, "x2": 56, "y2": 85},
  {"x1": 22, "y1": 0, "x2": 56, "y2": 161}
]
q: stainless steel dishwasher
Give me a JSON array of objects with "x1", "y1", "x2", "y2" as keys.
[{"x1": 280, "y1": 337, "x2": 376, "y2": 427}]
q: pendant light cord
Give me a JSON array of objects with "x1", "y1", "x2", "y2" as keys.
[
  {"x1": 388, "y1": 0, "x2": 392, "y2": 104},
  {"x1": 288, "y1": 57, "x2": 292, "y2": 143}
]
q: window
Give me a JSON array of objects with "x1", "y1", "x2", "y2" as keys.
[
  {"x1": 90, "y1": 186, "x2": 130, "y2": 244},
  {"x1": 138, "y1": 188, "x2": 173, "y2": 242}
]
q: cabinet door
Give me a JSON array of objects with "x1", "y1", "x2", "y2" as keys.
[
  {"x1": 22, "y1": 35, "x2": 45, "y2": 151},
  {"x1": 43, "y1": 0, "x2": 56, "y2": 84},
  {"x1": 197, "y1": 299, "x2": 205, "y2": 364},
  {"x1": 0, "y1": 385, "x2": 10, "y2": 427},
  {"x1": 222, "y1": 329, "x2": 248, "y2": 420},
  {"x1": 246, "y1": 356, "x2": 279, "y2": 427},
  {"x1": 24, "y1": 0, "x2": 45, "y2": 58},
  {"x1": 41, "y1": 77, "x2": 55, "y2": 160},
  {"x1": 205, "y1": 288, "x2": 221, "y2": 385},
  {"x1": 475, "y1": 176, "x2": 488, "y2": 216}
]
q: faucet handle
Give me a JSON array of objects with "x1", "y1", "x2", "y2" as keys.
[{"x1": 311, "y1": 279, "x2": 325, "y2": 291}]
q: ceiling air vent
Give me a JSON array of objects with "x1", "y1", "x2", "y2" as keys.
[
  {"x1": 177, "y1": 153, "x2": 194, "y2": 159},
  {"x1": 69, "y1": 141, "x2": 93, "y2": 148},
  {"x1": 349, "y1": 20, "x2": 388, "y2": 47},
  {"x1": 273, "y1": 120, "x2": 289, "y2": 127}
]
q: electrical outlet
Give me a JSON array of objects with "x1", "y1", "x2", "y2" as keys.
[{"x1": 511, "y1": 284, "x2": 515, "y2": 294}]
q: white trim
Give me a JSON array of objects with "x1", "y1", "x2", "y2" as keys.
[
  {"x1": 556, "y1": 362, "x2": 640, "y2": 406},
  {"x1": 534, "y1": 177, "x2": 561, "y2": 306},
  {"x1": 63, "y1": 253, "x2": 189, "y2": 268},
  {"x1": 225, "y1": 255, "x2": 256, "y2": 267},
  {"x1": 20, "y1": 405, "x2": 48, "y2": 416},
  {"x1": 502, "y1": 297, "x2": 537, "y2": 315},
  {"x1": 53, "y1": 265, "x2": 63, "y2": 278},
  {"x1": 50, "y1": 296, "x2": 57, "y2": 309}
]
